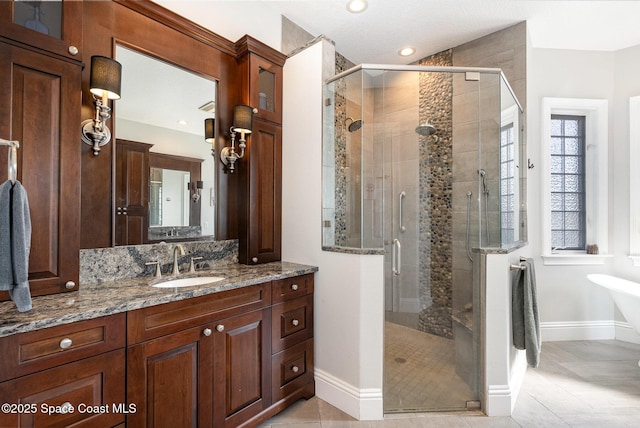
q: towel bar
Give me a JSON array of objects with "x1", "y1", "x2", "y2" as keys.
[{"x1": 510, "y1": 263, "x2": 526, "y2": 271}]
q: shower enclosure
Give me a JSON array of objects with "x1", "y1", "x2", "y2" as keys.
[{"x1": 322, "y1": 65, "x2": 525, "y2": 413}]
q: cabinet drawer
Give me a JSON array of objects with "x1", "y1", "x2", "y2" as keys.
[
  {"x1": 0, "y1": 314, "x2": 126, "y2": 382},
  {"x1": 0, "y1": 349, "x2": 126, "y2": 428},
  {"x1": 272, "y1": 274, "x2": 314, "y2": 303},
  {"x1": 128, "y1": 283, "x2": 271, "y2": 344},
  {"x1": 271, "y1": 295, "x2": 313, "y2": 353},
  {"x1": 271, "y1": 339, "x2": 314, "y2": 402}
]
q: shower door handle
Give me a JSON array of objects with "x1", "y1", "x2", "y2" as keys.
[
  {"x1": 392, "y1": 239, "x2": 401, "y2": 276},
  {"x1": 399, "y1": 191, "x2": 406, "y2": 233}
]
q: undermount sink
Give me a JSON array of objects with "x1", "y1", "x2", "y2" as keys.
[{"x1": 151, "y1": 276, "x2": 225, "y2": 288}]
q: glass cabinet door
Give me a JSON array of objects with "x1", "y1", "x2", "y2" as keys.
[
  {"x1": 250, "y1": 55, "x2": 282, "y2": 123},
  {"x1": 0, "y1": 0, "x2": 82, "y2": 60}
]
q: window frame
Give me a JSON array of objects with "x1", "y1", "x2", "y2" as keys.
[
  {"x1": 541, "y1": 98, "x2": 609, "y2": 265},
  {"x1": 549, "y1": 114, "x2": 586, "y2": 251},
  {"x1": 500, "y1": 104, "x2": 520, "y2": 246}
]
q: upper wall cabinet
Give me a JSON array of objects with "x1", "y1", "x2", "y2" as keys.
[
  {"x1": 0, "y1": 0, "x2": 83, "y2": 61},
  {"x1": 0, "y1": 42, "x2": 81, "y2": 299},
  {"x1": 236, "y1": 36, "x2": 286, "y2": 125},
  {"x1": 234, "y1": 37, "x2": 286, "y2": 264}
]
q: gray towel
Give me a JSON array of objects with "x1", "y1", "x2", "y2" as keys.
[
  {"x1": 0, "y1": 180, "x2": 32, "y2": 312},
  {"x1": 512, "y1": 258, "x2": 540, "y2": 368}
]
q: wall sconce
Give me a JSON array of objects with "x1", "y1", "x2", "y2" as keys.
[
  {"x1": 81, "y1": 56, "x2": 122, "y2": 156},
  {"x1": 204, "y1": 118, "x2": 215, "y2": 157},
  {"x1": 220, "y1": 105, "x2": 255, "y2": 173},
  {"x1": 191, "y1": 180, "x2": 203, "y2": 203}
]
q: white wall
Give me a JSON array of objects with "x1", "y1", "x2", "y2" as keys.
[
  {"x1": 282, "y1": 40, "x2": 384, "y2": 420},
  {"x1": 527, "y1": 46, "x2": 640, "y2": 343},
  {"x1": 612, "y1": 44, "x2": 640, "y2": 278}
]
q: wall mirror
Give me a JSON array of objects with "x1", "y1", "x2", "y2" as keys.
[{"x1": 115, "y1": 44, "x2": 217, "y2": 245}]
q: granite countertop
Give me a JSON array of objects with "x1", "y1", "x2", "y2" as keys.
[{"x1": 0, "y1": 261, "x2": 318, "y2": 338}]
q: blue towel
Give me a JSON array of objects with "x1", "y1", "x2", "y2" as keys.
[
  {"x1": 0, "y1": 180, "x2": 32, "y2": 312},
  {"x1": 512, "y1": 258, "x2": 540, "y2": 368}
]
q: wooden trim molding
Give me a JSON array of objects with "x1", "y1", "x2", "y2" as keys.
[{"x1": 113, "y1": 0, "x2": 237, "y2": 56}]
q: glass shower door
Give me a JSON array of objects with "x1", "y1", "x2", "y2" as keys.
[{"x1": 382, "y1": 69, "x2": 480, "y2": 413}]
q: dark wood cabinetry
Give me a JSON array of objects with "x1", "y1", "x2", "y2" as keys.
[
  {"x1": 127, "y1": 275, "x2": 314, "y2": 427},
  {"x1": 127, "y1": 323, "x2": 214, "y2": 427},
  {"x1": 213, "y1": 309, "x2": 271, "y2": 427},
  {"x1": 236, "y1": 37, "x2": 286, "y2": 265},
  {"x1": 239, "y1": 119, "x2": 283, "y2": 264},
  {"x1": 0, "y1": 314, "x2": 126, "y2": 428},
  {"x1": 0, "y1": 275, "x2": 314, "y2": 428},
  {"x1": 0, "y1": 41, "x2": 81, "y2": 299},
  {"x1": 0, "y1": 0, "x2": 83, "y2": 61},
  {"x1": 269, "y1": 275, "x2": 315, "y2": 409}
]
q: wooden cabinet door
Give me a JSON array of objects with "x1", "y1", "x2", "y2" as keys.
[
  {"x1": 213, "y1": 309, "x2": 271, "y2": 427},
  {"x1": 0, "y1": 42, "x2": 81, "y2": 298},
  {"x1": 115, "y1": 139, "x2": 151, "y2": 246},
  {"x1": 239, "y1": 118, "x2": 282, "y2": 264},
  {"x1": 0, "y1": 0, "x2": 83, "y2": 61},
  {"x1": 126, "y1": 325, "x2": 214, "y2": 428},
  {"x1": 0, "y1": 349, "x2": 125, "y2": 428}
]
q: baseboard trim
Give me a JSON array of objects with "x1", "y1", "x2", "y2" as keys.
[
  {"x1": 540, "y1": 320, "x2": 640, "y2": 344},
  {"x1": 540, "y1": 320, "x2": 615, "y2": 341},
  {"x1": 615, "y1": 321, "x2": 640, "y2": 344},
  {"x1": 314, "y1": 368, "x2": 383, "y2": 420}
]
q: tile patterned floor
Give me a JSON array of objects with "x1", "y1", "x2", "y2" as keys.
[
  {"x1": 261, "y1": 340, "x2": 640, "y2": 427},
  {"x1": 384, "y1": 321, "x2": 475, "y2": 412}
]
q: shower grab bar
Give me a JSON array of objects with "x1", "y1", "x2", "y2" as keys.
[
  {"x1": 0, "y1": 138, "x2": 19, "y2": 183},
  {"x1": 392, "y1": 239, "x2": 401, "y2": 276},
  {"x1": 399, "y1": 191, "x2": 406, "y2": 233}
]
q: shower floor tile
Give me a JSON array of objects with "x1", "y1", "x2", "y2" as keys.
[{"x1": 384, "y1": 320, "x2": 476, "y2": 412}]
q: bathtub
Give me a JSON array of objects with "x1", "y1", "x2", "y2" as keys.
[{"x1": 587, "y1": 274, "x2": 640, "y2": 366}]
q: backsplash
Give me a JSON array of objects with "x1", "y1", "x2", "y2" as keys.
[{"x1": 80, "y1": 240, "x2": 238, "y2": 285}]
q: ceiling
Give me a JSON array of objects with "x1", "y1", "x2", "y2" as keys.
[
  {"x1": 130, "y1": 0, "x2": 640, "y2": 135},
  {"x1": 159, "y1": 0, "x2": 640, "y2": 65}
]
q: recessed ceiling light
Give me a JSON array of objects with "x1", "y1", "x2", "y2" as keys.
[
  {"x1": 347, "y1": 0, "x2": 368, "y2": 13},
  {"x1": 177, "y1": 119, "x2": 188, "y2": 126},
  {"x1": 398, "y1": 46, "x2": 416, "y2": 57}
]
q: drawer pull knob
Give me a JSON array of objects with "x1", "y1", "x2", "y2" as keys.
[
  {"x1": 61, "y1": 402, "x2": 73, "y2": 413},
  {"x1": 291, "y1": 319, "x2": 300, "y2": 327},
  {"x1": 68, "y1": 46, "x2": 78, "y2": 55},
  {"x1": 291, "y1": 365, "x2": 299, "y2": 373},
  {"x1": 203, "y1": 328, "x2": 212, "y2": 337},
  {"x1": 59, "y1": 338, "x2": 73, "y2": 349},
  {"x1": 252, "y1": 257, "x2": 258, "y2": 263},
  {"x1": 65, "y1": 281, "x2": 76, "y2": 290},
  {"x1": 291, "y1": 284, "x2": 299, "y2": 291},
  {"x1": 216, "y1": 324, "x2": 225, "y2": 332}
]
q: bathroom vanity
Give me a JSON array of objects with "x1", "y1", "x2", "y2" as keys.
[{"x1": 0, "y1": 263, "x2": 316, "y2": 427}]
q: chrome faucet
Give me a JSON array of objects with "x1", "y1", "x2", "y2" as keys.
[{"x1": 172, "y1": 244, "x2": 185, "y2": 275}]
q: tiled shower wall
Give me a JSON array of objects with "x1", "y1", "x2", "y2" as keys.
[
  {"x1": 416, "y1": 50, "x2": 455, "y2": 338},
  {"x1": 329, "y1": 22, "x2": 526, "y2": 339}
]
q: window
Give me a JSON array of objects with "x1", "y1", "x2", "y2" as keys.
[
  {"x1": 500, "y1": 123, "x2": 517, "y2": 245},
  {"x1": 550, "y1": 115, "x2": 586, "y2": 250},
  {"x1": 541, "y1": 98, "x2": 609, "y2": 265}
]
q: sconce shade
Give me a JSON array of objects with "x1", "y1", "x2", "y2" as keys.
[
  {"x1": 204, "y1": 118, "x2": 215, "y2": 143},
  {"x1": 196, "y1": 180, "x2": 203, "y2": 189},
  {"x1": 232, "y1": 104, "x2": 253, "y2": 134},
  {"x1": 89, "y1": 56, "x2": 122, "y2": 100}
]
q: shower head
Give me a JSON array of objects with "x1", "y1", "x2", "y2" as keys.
[
  {"x1": 478, "y1": 169, "x2": 489, "y2": 195},
  {"x1": 415, "y1": 122, "x2": 438, "y2": 141},
  {"x1": 346, "y1": 117, "x2": 363, "y2": 132}
]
